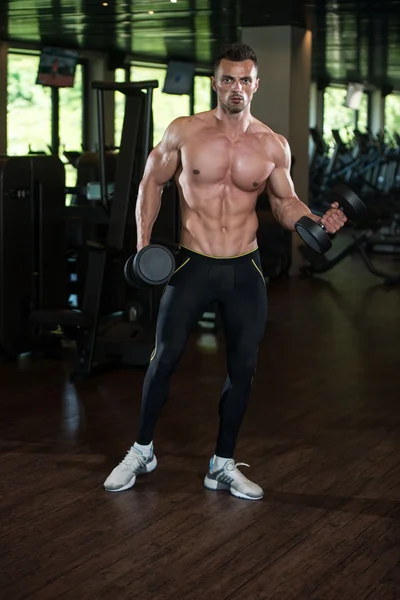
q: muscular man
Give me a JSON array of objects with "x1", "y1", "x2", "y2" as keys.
[{"x1": 104, "y1": 42, "x2": 346, "y2": 500}]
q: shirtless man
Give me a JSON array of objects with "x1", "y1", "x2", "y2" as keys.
[{"x1": 104, "y1": 42, "x2": 346, "y2": 500}]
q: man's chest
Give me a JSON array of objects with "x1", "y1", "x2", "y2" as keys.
[{"x1": 180, "y1": 133, "x2": 275, "y2": 192}]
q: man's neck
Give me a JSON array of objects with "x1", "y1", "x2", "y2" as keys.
[{"x1": 213, "y1": 105, "x2": 252, "y2": 138}]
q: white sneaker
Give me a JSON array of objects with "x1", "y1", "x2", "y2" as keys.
[
  {"x1": 204, "y1": 458, "x2": 263, "y2": 500},
  {"x1": 103, "y1": 445, "x2": 157, "y2": 492}
]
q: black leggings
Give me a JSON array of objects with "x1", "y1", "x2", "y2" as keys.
[{"x1": 136, "y1": 246, "x2": 268, "y2": 458}]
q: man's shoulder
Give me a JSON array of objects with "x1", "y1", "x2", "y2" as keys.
[
  {"x1": 166, "y1": 115, "x2": 191, "y2": 132},
  {"x1": 161, "y1": 112, "x2": 214, "y2": 150},
  {"x1": 252, "y1": 119, "x2": 287, "y2": 145},
  {"x1": 253, "y1": 122, "x2": 289, "y2": 155},
  {"x1": 164, "y1": 113, "x2": 212, "y2": 144},
  {"x1": 249, "y1": 121, "x2": 289, "y2": 168},
  {"x1": 169, "y1": 111, "x2": 214, "y2": 131}
]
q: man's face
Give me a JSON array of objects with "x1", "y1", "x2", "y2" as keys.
[{"x1": 212, "y1": 59, "x2": 259, "y2": 114}]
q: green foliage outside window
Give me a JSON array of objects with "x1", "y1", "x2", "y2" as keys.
[
  {"x1": 7, "y1": 54, "x2": 52, "y2": 155},
  {"x1": 59, "y1": 65, "x2": 83, "y2": 189},
  {"x1": 194, "y1": 76, "x2": 212, "y2": 114},
  {"x1": 357, "y1": 93, "x2": 368, "y2": 132},
  {"x1": 131, "y1": 65, "x2": 190, "y2": 147},
  {"x1": 115, "y1": 65, "x2": 190, "y2": 148},
  {"x1": 323, "y1": 86, "x2": 368, "y2": 148},
  {"x1": 385, "y1": 94, "x2": 400, "y2": 137},
  {"x1": 114, "y1": 67, "x2": 127, "y2": 148},
  {"x1": 8, "y1": 53, "x2": 83, "y2": 191},
  {"x1": 59, "y1": 65, "x2": 83, "y2": 152},
  {"x1": 114, "y1": 66, "x2": 212, "y2": 149}
]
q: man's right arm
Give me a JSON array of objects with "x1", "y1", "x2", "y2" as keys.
[{"x1": 135, "y1": 118, "x2": 183, "y2": 250}]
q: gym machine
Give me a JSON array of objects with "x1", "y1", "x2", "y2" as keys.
[
  {"x1": 297, "y1": 185, "x2": 400, "y2": 285},
  {"x1": 30, "y1": 79, "x2": 173, "y2": 379},
  {"x1": 299, "y1": 231, "x2": 400, "y2": 285},
  {"x1": 0, "y1": 155, "x2": 67, "y2": 362},
  {"x1": 308, "y1": 125, "x2": 400, "y2": 268}
]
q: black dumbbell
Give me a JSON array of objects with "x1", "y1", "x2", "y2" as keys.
[
  {"x1": 295, "y1": 184, "x2": 368, "y2": 254},
  {"x1": 124, "y1": 244, "x2": 176, "y2": 288}
]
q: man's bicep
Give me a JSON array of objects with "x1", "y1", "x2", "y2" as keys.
[
  {"x1": 267, "y1": 166, "x2": 295, "y2": 200},
  {"x1": 142, "y1": 145, "x2": 180, "y2": 186},
  {"x1": 266, "y1": 135, "x2": 296, "y2": 200},
  {"x1": 142, "y1": 119, "x2": 183, "y2": 186}
]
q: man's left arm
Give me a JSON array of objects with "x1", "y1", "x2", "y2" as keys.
[{"x1": 266, "y1": 135, "x2": 347, "y2": 233}]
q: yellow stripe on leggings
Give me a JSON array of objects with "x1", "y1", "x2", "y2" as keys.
[
  {"x1": 251, "y1": 259, "x2": 265, "y2": 283},
  {"x1": 173, "y1": 257, "x2": 191, "y2": 274},
  {"x1": 150, "y1": 334, "x2": 157, "y2": 362}
]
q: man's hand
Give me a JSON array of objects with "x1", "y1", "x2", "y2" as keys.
[{"x1": 310, "y1": 202, "x2": 347, "y2": 234}]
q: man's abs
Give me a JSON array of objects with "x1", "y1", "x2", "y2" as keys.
[{"x1": 179, "y1": 200, "x2": 259, "y2": 257}]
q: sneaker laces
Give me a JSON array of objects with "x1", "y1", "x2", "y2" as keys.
[
  {"x1": 121, "y1": 447, "x2": 147, "y2": 472},
  {"x1": 226, "y1": 461, "x2": 250, "y2": 471},
  {"x1": 222, "y1": 461, "x2": 253, "y2": 484}
]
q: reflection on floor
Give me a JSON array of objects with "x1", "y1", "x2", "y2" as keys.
[{"x1": 1, "y1": 251, "x2": 400, "y2": 599}]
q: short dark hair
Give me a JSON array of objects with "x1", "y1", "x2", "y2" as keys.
[{"x1": 214, "y1": 42, "x2": 258, "y2": 73}]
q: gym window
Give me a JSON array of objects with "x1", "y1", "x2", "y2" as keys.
[
  {"x1": 356, "y1": 93, "x2": 368, "y2": 132},
  {"x1": 385, "y1": 93, "x2": 400, "y2": 137},
  {"x1": 131, "y1": 64, "x2": 190, "y2": 147},
  {"x1": 114, "y1": 66, "x2": 212, "y2": 149},
  {"x1": 7, "y1": 52, "x2": 52, "y2": 155},
  {"x1": 323, "y1": 85, "x2": 368, "y2": 150},
  {"x1": 59, "y1": 64, "x2": 83, "y2": 190},
  {"x1": 194, "y1": 75, "x2": 212, "y2": 115},
  {"x1": 114, "y1": 67, "x2": 128, "y2": 148}
]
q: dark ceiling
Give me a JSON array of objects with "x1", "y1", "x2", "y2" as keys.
[{"x1": 1, "y1": 0, "x2": 400, "y2": 88}]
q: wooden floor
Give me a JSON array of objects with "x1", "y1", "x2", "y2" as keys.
[{"x1": 1, "y1": 249, "x2": 400, "y2": 600}]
